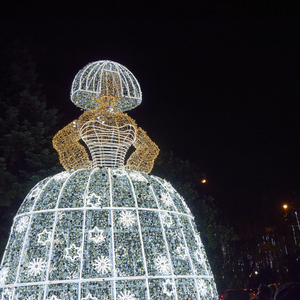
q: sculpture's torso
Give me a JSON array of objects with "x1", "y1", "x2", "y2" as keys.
[{"x1": 80, "y1": 121, "x2": 136, "y2": 168}]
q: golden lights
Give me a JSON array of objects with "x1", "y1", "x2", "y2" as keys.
[{"x1": 53, "y1": 63, "x2": 159, "y2": 174}]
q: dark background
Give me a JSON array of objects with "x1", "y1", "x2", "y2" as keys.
[{"x1": 1, "y1": 1, "x2": 300, "y2": 227}]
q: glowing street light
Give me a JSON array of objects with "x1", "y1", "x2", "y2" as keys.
[{"x1": 283, "y1": 204, "x2": 288, "y2": 210}]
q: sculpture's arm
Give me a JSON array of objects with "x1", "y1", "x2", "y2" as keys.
[
  {"x1": 52, "y1": 121, "x2": 92, "y2": 171},
  {"x1": 126, "y1": 127, "x2": 159, "y2": 174}
]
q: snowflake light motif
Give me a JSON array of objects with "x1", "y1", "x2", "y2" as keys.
[
  {"x1": 1, "y1": 289, "x2": 13, "y2": 300},
  {"x1": 129, "y1": 172, "x2": 147, "y2": 182},
  {"x1": 176, "y1": 244, "x2": 188, "y2": 259},
  {"x1": 28, "y1": 258, "x2": 46, "y2": 276},
  {"x1": 161, "y1": 213, "x2": 173, "y2": 228},
  {"x1": 88, "y1": 227, "x2": 105, "y2": 243},
  {"x1": 0, "y1": 267, "x2": 9, "y2": 284},
  {"x1": 119, "y1": 211, "x2": 136, "y2": 227},
  {"x1": 155, "y1": 255, "x2": 170, "y2": 274},
  {"x1": 163, "y1": 279, "x2": 176, "y2": 296},
  {"x1": 93, "y1": 256, "x2": 111, "y2": 274},
  {"x1": 65, "y1": 244, "x2": 81, "y2": 261},
  {"x1": 161, "y1": 192, "x2": 173, "y2": 207},
  {"x1": 194, "y1": 249, "x2": 205, "y2": 265},
  {"x1": 47, "y1": 296, "x2": 62, "y2": 300},
  {"x1": 66, "y1": 270, "x2": 79, "y2": 280},
  {"x1": 86, "y1": 193, "x2": 102, "y2": 207},
  {"x1": 82, "y1": 294, "x2": 98, "y2": 300},
  {"x1": 37, "y1": 229, "x2": 52, "y2": 245},
  {"x1": 197, "y1": 279, "x2": 207, "y2": 296},
  {"x1": 16, "y1": 216, "x2": 29, "y2": 233},
  {"x1": 117, "y1": 290, "x2": 136, "y2": 300}
]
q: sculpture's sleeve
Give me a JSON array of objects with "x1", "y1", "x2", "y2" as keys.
[
  {"x1": 52, "y1": 121, "x2": 92, "y2": 171},
  {"x1": 126, "y1": 127, "x2": 159, "y2": 174}
]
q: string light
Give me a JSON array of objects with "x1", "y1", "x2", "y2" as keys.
[{"x1": 0, "y1": 60, "x2": 218, "y2": 299}]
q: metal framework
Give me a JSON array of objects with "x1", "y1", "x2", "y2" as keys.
[
  {"x1": 80, "y1": 121, "x2": 136, "y2": 168},
  {"x1": 0, "y1": 169, "x2": 218, "y2": 299},
  {"x1": 0, "y1": 60, "x2": 219, "y2": 299},
  {"x1": 71, "y1": 61, "x2": 142, "y2": 112}
]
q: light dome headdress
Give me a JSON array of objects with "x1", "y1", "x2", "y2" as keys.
[{"x1": 71, "y1": 60, "x2": 142, "y2": 111}]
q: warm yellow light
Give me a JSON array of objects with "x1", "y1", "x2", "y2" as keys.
[
  {"x1": 254, "y1": 271, "x2": 258, "y2": 275},
  {"x1": 201, "y1": 179, "x2": 206, "y2": 183},
  {"x1": 283, "y1": 204, "x2": 288, "y2": 210},
  {"x1": 53, "y1": 94, "x2": 159, "y2": 174}
]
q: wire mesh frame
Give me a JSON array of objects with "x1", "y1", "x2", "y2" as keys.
[
  {"x1": 79, "y1": 121, "x2": 136, "y2": 168},
  {"x1": 71, "y1": 61, "x2": 142, "y2": 111},
  {"x1": 0, "y1": 168, "x2": 218, "y2": 299}
]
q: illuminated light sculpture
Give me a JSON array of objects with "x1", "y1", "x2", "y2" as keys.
[{"x1": 0, "y1": 60, "x2": 218, "y2": 299}]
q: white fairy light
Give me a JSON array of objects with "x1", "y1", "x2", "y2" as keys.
[
  {"x1": 28, "y1": 258, "x2": 46, "y2": 276},
  {"x1": 53, "y1": 232, "x2": 67, "y2": 245},
  {"x1": 93, "y1": 256, "x2": 111, "y2": 274},
  {"x1": 47, "y1": 296, "x2": 62, "y2": 300},
  {"x1": 37, "y1": 229, "x2": 52, "y2": 245},
  {"x1": 86, "y1": 193, "x2": 102, "y2": 207},
  {"x1": 0, "y1": 60, "x2": 218, "y2": 299},
  {"x1": 111, "y1": 168, "x2": 127, "y2": 177},
  {"x1": 15, "y1": 216, "x2": 29, "y2": 233},
  {"x1": 176, "y1": 244, "x2": 188, "y2": 259},
  {"x1": 88, "y1": 227, "x2": 105, "y2": 244},
  {"x1": 161, "y1": 213, "x2": 173, "y2": 228},
  {"x1": 163, "y1": 279, "x2": 175, "y2": 296},
  {"x1": 117, "y1": 290, "x2": 136, "y2": 300},
  {"x1": 129, "y1": 172, "x2": 147, "y2": 182},
  {"x1": 71, "y1": 60, "x2": 142, "y2": 112},
  {"x1": 0, "y1": 268, "x2": 9, "y2": 285},
  {"x1": 65, "y1": 244, "x2": 81, "y2": 262},
  {"x1": 1, "y1": 289, "x2": 13, "y2": 300},
  {"x1": 155, "y1": 255, "x2": 170, "y2": 275},
  {"x1": 195, "y1": 233, "x2": 203, "y2": 247},
  {"x1": 194, "y1": 249, "x2": 205, "y2": 265},
  {"x1": 197, "y1": 279, "x2": 207, "y2": 296},
  {"x1": 82, "y1": 294, "x2": 98, "y2": 300},
  {"x1": 119, "y1": 211, "x2": 136, "y2": 227},
  {"x1": 161, "y1": 192, "x2": 173, "y2": 207}
]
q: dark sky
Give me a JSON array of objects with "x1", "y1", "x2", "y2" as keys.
[{"x1": 1, "y1": 1, "x2": 300, "y2": 222}]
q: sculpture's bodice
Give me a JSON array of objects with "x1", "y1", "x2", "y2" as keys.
[{"x1": 79, "y1": 120, "x2": 136, "y2": 168}]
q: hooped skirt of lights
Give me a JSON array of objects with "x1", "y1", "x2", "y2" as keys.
[{"x1": 0, "y1": 168, "x2": 218, "y2": 299}]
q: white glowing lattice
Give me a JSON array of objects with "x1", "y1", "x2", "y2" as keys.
[
  {"x1": 15, "y1": 216, "x2": 29, "y2": 233},
  {"x1": 65, "y1": 244, "x2": 81, "y2": 262},
  {"x1": 28, "y1": 258, "x2": 46, "y2": 276},
  {"x1": 119, "y1": 211, "x2": 136, "y2": 227},
  {"x1": 163, "y1": 279, "x2": 176, "y2": 296},
  {"x1": 88, "y1": 227, "x2": 105, "y2": 244},
  {"x1": 80, "y1": 121, "x2": 136, "y2": 168},
  {"x1": 93, "y1": 256, "x2": 111, "y2": 274},
  {"x1": 71, "y1": 60, "x2": 142, "y2": 112},
  {"x1": 0, "y1": 268, "x2": 9, "y2": 285},
  {"x1": 82, "y1": 294, "x2": 97, "y2": 300},
  {"x1": 0, "y1": 168, "x2": 218, "y2": 299},
  {"x1": 117, "y1": 290, "x2": 136, "y2": 300}
]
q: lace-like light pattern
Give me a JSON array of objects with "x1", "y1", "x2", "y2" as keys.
[
  {"x1": 80, "y1": 121, "x2": 136, "y2": 168},
  {"x1": 0, "y1": 169, "x2": 218, "y2": 299},
  {"x1": 71, "y1": 61, "x2": 142, "y2": 112}
]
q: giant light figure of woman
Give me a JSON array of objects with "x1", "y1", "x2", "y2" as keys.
[{"x1": 0, "y1": 61, "x2": 218, "y2": 299}]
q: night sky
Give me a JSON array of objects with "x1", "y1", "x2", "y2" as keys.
[{"x1": 1, "y1": 1, "x2": 300, "y2": 225}]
